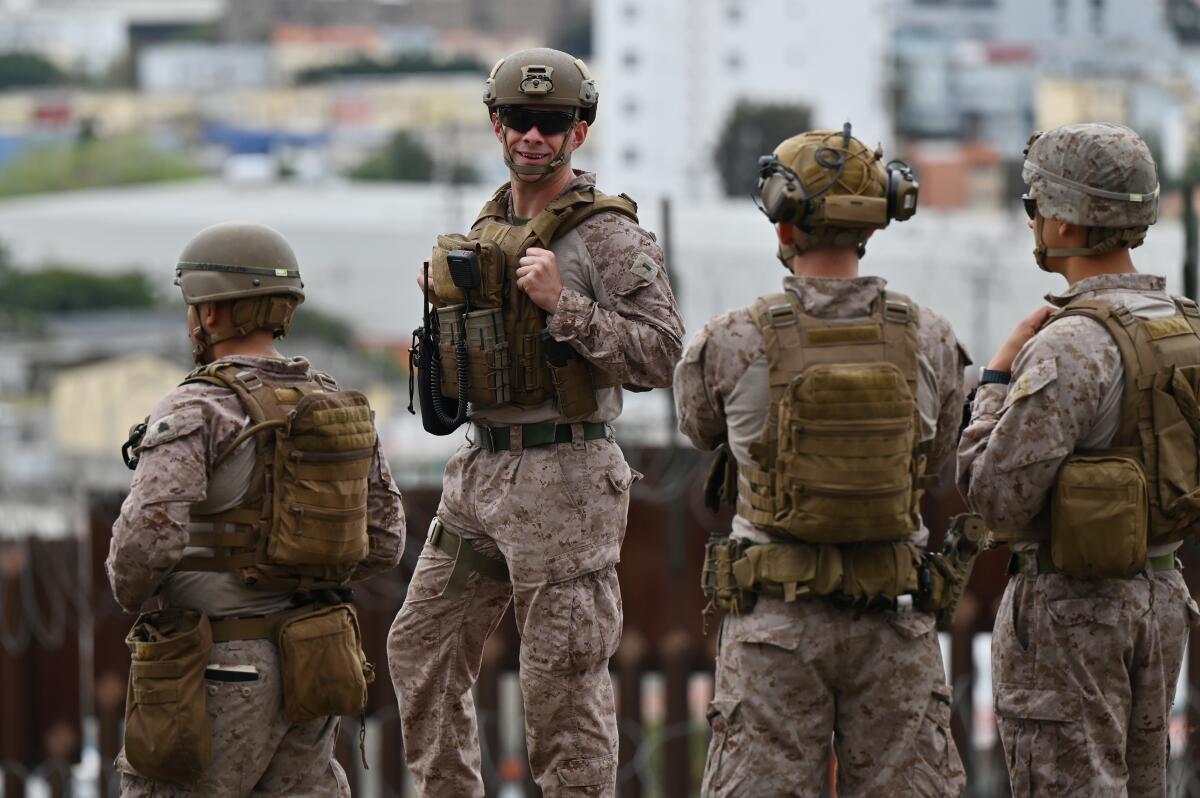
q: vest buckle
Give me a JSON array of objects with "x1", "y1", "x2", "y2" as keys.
[
  {"x1": 884, "y1": 300, "x2": 912, "y2": 324},
  {"x1": 767, "y1": 304, "x2": 797, "y2": 327}
]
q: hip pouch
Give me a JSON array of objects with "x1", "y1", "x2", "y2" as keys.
[
  {"x1": 123, "y1": 608, "x2": 213, "y2": 784},
  {"x1": 1051, "y1": 455, "x2": 1148, "y2": 578},
  {"x1": 277, "y1": 603, "x2": 374, "y2": 723}
]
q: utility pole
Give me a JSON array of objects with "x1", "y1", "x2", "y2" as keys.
[{"x1": 1184, "y1": 180, "x2": 1197, "y2": 301}]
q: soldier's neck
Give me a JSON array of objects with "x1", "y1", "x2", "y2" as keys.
[
  {"x1": 1059, "y1": 249, "x2": 1136, "y2": 286},
  {"x1": 208, "y1": 332, "x2": 282, "y2": 361},
  {"x1": 510, "y1": 165, "x2": 574, "y2": 220},
  {"x1": 789, "y1": 249, "x2": 860, "y2": 279}
]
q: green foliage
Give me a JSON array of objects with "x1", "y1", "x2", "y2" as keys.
[
  {"x1": 713, "y1": 101, "x2": 813, "y2": 198},
  {"x1": 0, "y1": 268, "x2": 158, "y2": 313},
  {"x1": 0, "y1": 52, "x2": 63, "y2": 90},
  {"x1": 0, "y1": 135, "x2": 203, "y2": 196},
  {"x1": 297, "y1": 53, "x2": 483, "y2": 84},
  {"x1": 349, "y1": 131, "x2": 435, "y2": 182}
]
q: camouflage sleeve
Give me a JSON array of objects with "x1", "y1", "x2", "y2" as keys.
[
  {"x1": 351, "y1": 436, "x2": 406, "y2": 582},
  {"x1": 106, "y1": 385, "x2": 234, "y2": 613},
  {"x1": 918, "y1": 307, "x2": 971, "y2": 478},
  {"x1": 956, "y1": 316, "x2": 1119, "y2": 534},
  {"x1": 674, "y1": 308, "x2": 763, "y2": 451},
  {"x1": 547, "y1": 212, "x2": 685, "y2": 388}
]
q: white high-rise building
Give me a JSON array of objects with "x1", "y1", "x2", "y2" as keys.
[{"x1": 593, "y1": 0, "x2": 894, "y2": 203}]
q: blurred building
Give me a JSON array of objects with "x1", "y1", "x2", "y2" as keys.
[
  {"x1": 593, "y1": 0, "x2": 894, "y2": 203},
  {"x1": 139, "y1": 43, "x2": 275, "y2": 93}
]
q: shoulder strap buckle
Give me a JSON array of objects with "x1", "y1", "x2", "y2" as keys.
[
  {"x1": 883, "y1": 299, "x2": 912, "y2": 324},
  {"x1": 1111, "y1": 305, "x2": 1136, "y2": 326},
  {"x1": 1177, "y1": 297, "x2": 1200, "y2": 317},
  {"x1": 234, "y1": 371, "x2": 264, "y2": 392},
  {"x1": 767, "y1": 303, "x2": 797, "y2": 328},
  {"x1": 314, "y1": 372, "x2": 338, "y2": 392}
]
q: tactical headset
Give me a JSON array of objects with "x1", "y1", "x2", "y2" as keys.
[{"x1": 755, "y1": 123, "x2": 919, "y2": 232}]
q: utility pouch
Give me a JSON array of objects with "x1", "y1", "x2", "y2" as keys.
[
  {"x1": 1051, "y1": 455, "x2": 1148, "y2": 578},
  {"x1": 732, "y1": 542, "x2": 843, "y2": 602},
  {"x1": 276, "y1": 603, "x2": 373, "y2": 723},
  {"x1": 701, "y1": 538, "x2": 756, "y2": 614},
  {"x1": 436, "y1": 304, "x2": 466, "y2": 399},
  {"x1": 544, "y1": 333, "x2": 598, "y2": 418},
  {"x1": 270, "y1": 392, "x2": 374, "y2": 572},
  {"x1": 430, "y1": 236, "x2": 504, "y2": 308},
  {"x1": 839, "y1": 542, "x2": 923, "y2": 600},
  {"x1": 124, "y1": 608, "x2": 213, "y2": 784}
]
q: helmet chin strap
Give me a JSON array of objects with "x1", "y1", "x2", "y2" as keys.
[
  {"x1": 1033, "y1": 215, "x2": 1127, "y2": 270},
  {"x1": 501, "y1": 116, "x2": 577, "y2": 183}
]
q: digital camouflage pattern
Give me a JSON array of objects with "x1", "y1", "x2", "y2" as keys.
[
  {"x1": 107, "y1": 355, "x2": 406, "y2": 791},
  {"x1": 703, "y1": 597, "x2": 964, "y2": 797},
  {"x1": 115, "y1": 639, "x2": 350, "y2": 797},
  {"x1": 1024, "y1": 123, "x2": 1159, "y2": 228},
  {"x1": 390, "y1": 172, "x2": 681, "y2": 797},
  {"x1": 958, "y1": 273, "x2": 1198, "y2": 794},
  {"x1": 389, "y1": 438, "x2": 635, "y2": 798},
  {"x1": 674, "y1": 275, "x2": 968, "y2": 795}
]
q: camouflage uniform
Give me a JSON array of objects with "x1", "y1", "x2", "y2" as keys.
[
  {"x1": 107, "y1": 354, "x2": 406, "y2": 796},
  {"x1": 676, "y1": 275, "x2": 968, "y2": 797},
  {"x1": 958, "y1": 274, "x2": 1198, "y2": 796},
  {"x1": 387, "y1": 172, "x2": 684, "y2": 797}
]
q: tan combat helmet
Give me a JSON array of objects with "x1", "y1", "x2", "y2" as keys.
[
  {"x1": 483, "y1": 47, "x2": 598, "y2": 179},
  {"x1": 175, "y1": 222, "x2": 305, "y2": 362},
  {"x1": 757, "y1": 123, "x2": 918, "y2": 265},
  {"x1": 1023, "y1": 123, "x2": 1160, "y2": 269}
]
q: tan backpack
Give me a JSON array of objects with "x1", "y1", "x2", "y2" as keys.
[
  {"x1": 175, "y1": 362, "x2": 375, "y2": 591},
  {"x1": 738, "y1": 290, "x2": 929, "y2": 543}
]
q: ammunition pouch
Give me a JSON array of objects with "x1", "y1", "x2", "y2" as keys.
[
  {"x1": 437, "y1": 304, "x2": 512, "y2": 406},
  {"x1": 276, "y1": 603, "x2": 373, "y2": 723},
  {"x1": 702, "y1": 537, "x2": 756, "y2": 614},
  {"x1": 1050, "y1": 455, "x2": 1148, "y2": 578},
  {"x1": 123, "y1": 608, "x2": 214, "y2": 784}
]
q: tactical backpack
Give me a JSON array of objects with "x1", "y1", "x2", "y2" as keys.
[
  {"x1": 175, "y1": 362, "x2": 375, "y2": 591},
  {"x1": 424, "y1": 185, "x2": 637, "y2": 417},
  {"x1": 737, "y1": 290, "x2": 929, "y2": 543}
]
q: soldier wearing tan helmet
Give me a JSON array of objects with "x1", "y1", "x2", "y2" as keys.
[
  {"x1": 674, "y1": 124, "x2": 969, "y2": 796},
  {"x1": 108, "y1": 222, "x2": 406, "y2": 796},
  {"x1": 959, "y1": 123, "x2": 1198, "y2": 795},
  {"x1": 388, "y1": 48, "x2": 683, "y2": 797}
]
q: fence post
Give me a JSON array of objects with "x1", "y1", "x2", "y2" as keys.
[
  {"x1": 615, "y1": 629, "x2": 647, "y2": 798},
  {"x1": 661, "y1": 629, "x2": 693, "y2": 798}
]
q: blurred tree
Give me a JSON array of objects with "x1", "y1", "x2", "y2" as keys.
[
  {"x1": 297, "y1": 53, "x2": 483, "y2": 84},
  {"x1": 0, "y1": 52, "x2": 63, "y2": 89},
  {"x1": 349, "y1": 131, "x2": 435, "y2": 182},
  {"x1": 0, "y1": 268, "x2": 158, "y2": 313},
  {"x1": 0, "y1": 135, "x2": 202, "y2": 196},
  {"x1": 713, "y1": 102, "x2": 813, "y2": 198},
  {"x1": 287, "y1": 306, "x2": 357, "y2": 348}
]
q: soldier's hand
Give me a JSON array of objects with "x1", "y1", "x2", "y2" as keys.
[
  {"x1": 988, "y1": 306, "x2": 1055, "y2": 372},
  {"x1": 416, "y1": 269, "x2": 444, "y2": 308},
  {"x1": 515, "y1": 247, "x2": 563, "y2": 313}
]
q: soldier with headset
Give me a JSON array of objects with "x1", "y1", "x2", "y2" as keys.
[
  {"x1": 959, "y1": 123, "x2": 1199, "y2": 795},
  {"x1": 387, "y1": 48, "x2": 683, "y2": 797},
  {"x1": 674, "y1": 125, "x2": 969, "y2": 796},
  {"x1": 108, "y1": 222, "x2": 406, "y2": 796}
]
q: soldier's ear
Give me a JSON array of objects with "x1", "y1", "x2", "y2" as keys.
[
  {"x1": 777, "y1": 223, "x2": 796, "y2": 245},
  {"x1": 571, "y1": 119, "x2": 588, "y2": 149}
]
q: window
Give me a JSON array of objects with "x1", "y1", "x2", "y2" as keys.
[
  {"x1": 622, "y1": 98, "x2": 638, "y2": 116},
  {"x1": 623, "y1": 147, "x2": 639, "y2": 166},
  {"x1": 727, "y1": 53, "x2": 742, "y2": 70},
  {"x1": 623, "y1": 3, "x2": 638, "y2": 20},
  {"x1": 623, "y1": 50, "x2": 639, "y2": 69}
]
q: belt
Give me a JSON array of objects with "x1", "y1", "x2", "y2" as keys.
[
  {"x1": 1008, "y1": 548, "x2": 1178, "y2": 577},
  {"x1": 209, "y1": 604, "x2": 326, "y2": 643},
  {"x1": 469, "y1": 421, "x2": 610, "y2": 453}
]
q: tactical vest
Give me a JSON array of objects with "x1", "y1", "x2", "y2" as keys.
[
  {"x1": 175, "y1": 362, "x2": 376, "y2": 591},
  {"x1": 1004, "y1": 296, "x2": 1200, "y2": 548},
  {"x1": 428, "y1": 185, "x2": 637, "y2": 414},
  {"x1": 738, "y1": 290, "x2": 929, "y2": 543}
]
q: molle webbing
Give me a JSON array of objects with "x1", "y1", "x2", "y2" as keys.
[
  {"x1": 175, "y1": 362, "x2": 375, "y2": 591},
  {"x1": 738, "y1": 290, "x2": 926, "y2": 542}
]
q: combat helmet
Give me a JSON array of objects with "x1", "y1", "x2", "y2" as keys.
[
  {"x1": 1023, "y1": 122, "x2": 1159, "y2": 269},
  {"x1": 757, "y1": 123, "x2": 918, "y2": 266},
  {"x1": 483, "y1": 47, "x2": 598, "y2": 179},
  {"x1": 175, "y1": 222, "x2": 305, "y2": 362}
]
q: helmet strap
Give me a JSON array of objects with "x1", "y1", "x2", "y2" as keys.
[
  {"x1": 1034, "y1": 216, "x2": 1143, "y2": 269},
  {"x1": 501, "y1": 114, "x2": 578, "y2": 183}
]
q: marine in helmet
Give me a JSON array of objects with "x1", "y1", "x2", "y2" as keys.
[
  {"x1": 958, "y1": 123, "x2": 1197, "y2": 795},
  {"x1": 107, "y1": 222, "x2": 406, "y2": 796},
  {"x1": 388, "y1": 48, "x2": 683, "y2": 797},
  {"x1": 674, "y1": 124, "x2": 969, "y2": 796}
]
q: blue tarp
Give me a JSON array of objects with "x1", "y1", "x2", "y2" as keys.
[{"x1": 202, "y1": 123, "x2": 327, "y2": 155}]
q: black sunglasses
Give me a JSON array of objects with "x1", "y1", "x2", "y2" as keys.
[
  {"x1": 497, "y1": 107, "x2": 576, "y2": 135},
  {"x1": 1022, "y1": 194, "x2": 1037, "y2": 220}
]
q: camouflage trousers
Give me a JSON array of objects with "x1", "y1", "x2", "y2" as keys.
[
  {"x1": 116, "y1": 639, "x2": 349, "y2": 797},
  {"x1": 701, "y1": 595, "x2": 965, "y2": 798},
  {"x1": 388, "y1": 436, "x2": 636, "y2": 798},
  {"x1": 993, "y1": 565, "x2": 1198, "y2": 797}
]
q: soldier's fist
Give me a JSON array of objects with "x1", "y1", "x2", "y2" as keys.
[
  {"x1": 416, "y1": 268, "x2": 444, "y2": 308},
  {"x1": 515, "y1": 247, "x2": 563, "y2": 313}
]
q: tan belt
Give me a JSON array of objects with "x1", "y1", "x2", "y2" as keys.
[{"x1": 208, "y1": 604, "x2": 322, "y2": 643}]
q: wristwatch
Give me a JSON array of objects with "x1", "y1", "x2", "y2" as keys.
[{"x1": 979, "y1": 368, "x2": 1012, "y2": 386}]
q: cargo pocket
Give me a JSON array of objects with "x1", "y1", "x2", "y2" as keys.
[
  {"x1": 277, "y1": 604, "x2": 372, "y2": 723},
  {"x1": 123, "y1": 608, "x2": 213, "y2": 784},
  {"x1": 905, "y1": 683, "x2": 964, "y2": 797},
  {"x1": 556, "y1": 754, "x2": 616, "y2": 790},
  {"x1": 526, "y1": 566, "x2": 622, "y2": 674},
  {"x1": 994, "y1": 684, "x2": 1088, "y2": 795},
  {"x1": 1051, "y1": 456, "x2": 1148, "y2": 578},
  {"x1": 702, "y1": 697, "x2": 749, "y2": 798}
]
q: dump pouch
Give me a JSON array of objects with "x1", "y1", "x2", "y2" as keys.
[
  {"x1": 276, "y1": 603, "x2": 373, "y2": 723},
  {"x1": 1051, "y1": 455, "x2": 1148, "y2": 578},
  {"x1": 124, "y1": 608, "x2": 213, "y2": 784},
  {"x1": 430, "y1": 236, "x2": 504, "y2": 308}
]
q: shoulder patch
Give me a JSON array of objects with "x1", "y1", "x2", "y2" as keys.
[
  {"x1": 1004, "y1": 357, "x2": 1057, "y2": 408},
  {"x1": 140, "y1": 407, "x2": 204, "y2": 450},
  {"x1": 629, "y1": 252, "x2": 659, "y2": 282}
]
